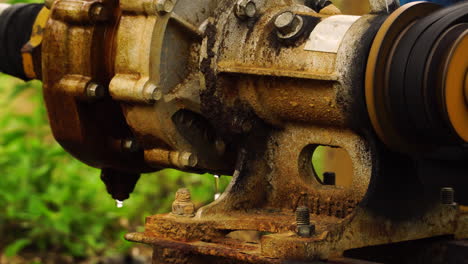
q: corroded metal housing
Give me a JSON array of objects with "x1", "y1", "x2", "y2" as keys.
[{"x1": 22, "y1": 0, "x2": 468, "y2": 262}]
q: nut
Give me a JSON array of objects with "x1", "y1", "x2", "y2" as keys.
[
  {"x1": 441, "y1": 187, "x2": 456, "y2": 206},
  {"x1": 274, "y1": 11, "x2": 304, "y2": 39},
  {"x1": 235, "y1": 0, "x2": 257, "y2": 20},
  {"x1": 151, "y1": 86, "x2": 163, "y2": 101},
  {"x1": 156, "y1": 0, "x2": 175, "y2": 14},
  {"x1": 86, "y1": 82, "x2": 106, "y2": 99},
  {"x1": 297, "y1": 224, "x2": 315, "y2": 238},
  {"x1": 172, "y1": 188, "x2": 195, "y2": 217},
  {"x1": 296, "y1": 206, "x2": 315, "y2": 238}
]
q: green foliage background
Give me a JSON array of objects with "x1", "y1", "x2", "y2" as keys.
[
  {"x1": 0, "y1": 74, "x2": 228, "y2": 261},
  {"x1": 0, "y1": 74, "x2": 230, "y2": 262},
  {"x1": 0, "y1": 1, "x2": 229, "y2": 260}
]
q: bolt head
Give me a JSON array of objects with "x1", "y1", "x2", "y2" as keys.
[
  {"x1": 86, "y1": 82, "x2": 106, "y2": 99},
  {"x1": 180, "y1": 152, "x2": 198, "y2": 168},
  {"x1": 173, "y1": 188, "x2": 195, "y2": 217},
  {"x1": 441, "y1": 187, "x2": 456, "y2": 205},
  {"x1": 274, "y1": 11, "x2": 304, "y2": 39},
  {"x1": 144, "y1": 83, "x2": 162, "y2": 102},
  {"x1": 152, "y1": 87, "x2": 163, "y2": 101},
  {"x1": 235, "y1": 0, "x2": 257, "y2": 20},
  {"x1": 275, "y1": 11, "x2": 294, "y2": 29},
  {"x1": 156, "y1": 0, "x2": 175, "y2": 14},
  {"x1": 175, "y1": 188, "x2": 192, "y2": 201}
]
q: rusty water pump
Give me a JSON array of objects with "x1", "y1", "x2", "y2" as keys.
[{"x1": 1, "y1": 0, "x2": 468, "y2": 263}]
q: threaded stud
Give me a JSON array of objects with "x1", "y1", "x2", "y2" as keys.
[
  {"x1": 295, "y1": 206, "x2": 315, "y2": 237},
  {"x1": 441, "y1": 187, "x2": 456, "y2": 205},
  {"x1": 296, "y1": 206, "x2": 310, "y2": 225}
]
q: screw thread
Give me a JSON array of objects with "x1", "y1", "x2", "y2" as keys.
[
  {"x1": 441, "y1": 187, "x2": 455, "y2": 205},
  {"x1": 296, "y1": 206, "x2": 310, "y2": 226},
  {"x1": 175, "y1": 188, "x2": 192, "y2": 202}
]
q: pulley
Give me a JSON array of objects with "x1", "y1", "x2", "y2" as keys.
[{"x1": 366, "y1": 1, "x2": 468, "y2": 155}]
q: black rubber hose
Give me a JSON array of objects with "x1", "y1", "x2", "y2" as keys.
[{"x1": 0, "y1": 4, "x2": 43, "y2": 80}]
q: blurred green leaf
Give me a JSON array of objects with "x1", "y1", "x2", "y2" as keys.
[
  {"x1": 0, "y1": 3, "x2": 231, "y2": 260},
  {"x1": 4, "y1": 238, "x2": 31, "y2": 257},
  {"x1": 0, "y1": 71, "x2": 226, "y2": 261}
]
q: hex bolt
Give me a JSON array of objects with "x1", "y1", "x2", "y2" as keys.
[
  {"x1": 296, "y1": 206, "x2": 310, "y2": 225},
  {"x1": 151, "y1": 86, "x2": 163, "y2": 101},
  {"x1": 274, "y1": 11, "x2": 304, "y2": 40},
  {"x1": 172, "y1": 188, "x2": 195, "y2": 217},
  {"x1": 441, "y1": 187, "x2": 456, "y2": 206},
  {"x1": 179, "y1": 152, "x2": 198, "y2": 168},
  {"x1": 156, "y1": 0, "x2": 175, "y2": 14},
  {"x1": 296, "y1": 206, "x2": 315, "y2": 237},
  {"x1": 86, "y1": 82, "x2": 106, "y2": 99},
  {"x1": 235, "y1": 0, "x2": 257, "y2": 20},
  {"x1": 143, "y1": 84, "x2": 162, "y2": 102}
]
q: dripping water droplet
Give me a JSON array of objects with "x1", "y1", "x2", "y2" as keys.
[
  {"x1": 214, "y1": 175, "x2": 221, "y2": 200},
  {"x1": 116, "y1": 200, "x2": 124, "y2": 208}
]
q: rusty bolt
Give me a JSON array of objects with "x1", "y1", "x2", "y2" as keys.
[
  {"x1": 143, "y1": 84, "x2": 162, "y2": 102},
  {"x1": 235, "y1": 0, "x2": 257, "y2": 20},
  {"x1": 441, "y1": 187, "x2": 456, "y2": 206},
  {"x1": 274, "y1": 11, "x2": 304, "y2": 40},
  {"x1": 86, "y1": 82, "x2": 106, "y2": 99},
  {"x1": 296, "y1": 206, "x2": 315, "y2": 237},
  {"x1": 151, "y1": 86, "x2": 163, "y2": 101},
  {"x1": 179, "y1": 152, "x2": 198, "y2": 168},
  {"x1": 172, "y1": 188, "x2": 195, "y2": 217},
  {"x1": 156, "y1": 0, "x2": 175, "y2": 14}
]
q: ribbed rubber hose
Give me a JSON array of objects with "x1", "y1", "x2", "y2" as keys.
[{"x1": 0, "y1": 4, "x2": 43, "y2": 80}]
